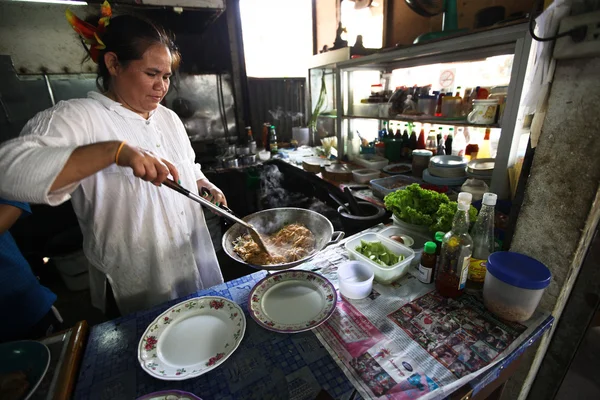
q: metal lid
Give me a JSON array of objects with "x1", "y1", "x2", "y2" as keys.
[
  {"x1": 487, "y1": 252, "x2": 551, "y2": 290},
  {"x1": 412, "y1": 150, "x2": 433, "y2": 157}
]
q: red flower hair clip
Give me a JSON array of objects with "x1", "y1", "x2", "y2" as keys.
[{"x1": 66, "y1": 1, "x2": 112, "y2": 63}]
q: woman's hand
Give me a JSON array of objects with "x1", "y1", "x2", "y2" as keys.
[
  {"x1": 198, "y1": 179, "x2": 227, "y2": 207},
  {"x1": 116, "y1": 143, "x2": 179, "y2": 186}
]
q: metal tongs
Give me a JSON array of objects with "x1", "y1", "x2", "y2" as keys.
[{"x1": 162, "y1": 179, "x2": 271, "y2": 255}]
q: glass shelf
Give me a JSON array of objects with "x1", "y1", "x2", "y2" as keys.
[{"x1": 342, "y1": 115, "x2": 500, "y2": 129}]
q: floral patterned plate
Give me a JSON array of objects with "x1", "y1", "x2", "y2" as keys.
[
  {"x1": 137, "y1": 390, "x2": 202, "y2": 400},
  {"x1": 138, "y1": 296, "x2": 245, "y2": 381},
  {"x1": 248, "y1": 270, "x2": 337, "y2": 333}
]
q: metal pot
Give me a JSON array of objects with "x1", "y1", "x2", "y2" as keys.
[
  {"x1": 224, "y1": 157, "x2": 239, "y2": 168},
  {"x1": 241, "y1": 154, "x2": 257, "y2": 165},
  {"x1": 222, "y1": 208, "x2": 344, "y2": 271},
  {"x1": 236, "y1": 146, "x2": 250, "y2": 156}
]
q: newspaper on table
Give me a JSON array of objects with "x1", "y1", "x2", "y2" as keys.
[{"x1": 296, "y1": 225, "x2": 549, "y2": 400}]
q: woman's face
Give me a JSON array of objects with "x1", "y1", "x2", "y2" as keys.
[{"x1": 107, "y1": 44, "x2": 172, "y2": 117}]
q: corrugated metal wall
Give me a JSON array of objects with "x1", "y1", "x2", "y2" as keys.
[{"x1": 247, "y1": 78, "x2": 306, "y2": 145}]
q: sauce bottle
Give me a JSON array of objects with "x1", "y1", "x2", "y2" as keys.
[
  {"x1": 269, "y1": 125, "x2": 278, "y2": 154},
  {"x1": 478, "y1": 128, "x2": 492, "y2": 159},
  {"x1": 409, "y1": 130, "x2": 418, "y2": 155},
  {"x1": 445, "y1": 128, "x2": 454, "y2": 155},
  {"x1": 418, "y1": 241, "x2": 437, "y2": 284},
  {"x1": 417, "y1": 128, "x2": 426, "y2": 150},
  {"x1": 401, "y1": 127, "x2": 410, "y2": 158},
  {"x1": 426, "y1": 130, "x2": 438, "y2": 154},
  {"x1": 435, "y1": 192, "x2": 474, "y2": 298}
]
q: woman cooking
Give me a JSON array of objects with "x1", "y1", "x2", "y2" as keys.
[{"x1": 0, "y1": 2, "x2": 226, "y2": 315}]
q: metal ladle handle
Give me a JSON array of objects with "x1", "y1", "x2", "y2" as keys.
[{"x1": 162, "y1": 179, "x2": 252, "y2": 230}]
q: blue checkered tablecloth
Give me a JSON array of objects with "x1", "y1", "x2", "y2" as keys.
[
  {"x1": 73, "y1": 272, "x2": 359, "y2": 400},
  {"x1": 73, "y1": 266, "x2": 553, "y2": 400}
]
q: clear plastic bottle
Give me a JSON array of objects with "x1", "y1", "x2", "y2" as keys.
[
  {"x1": 435, "y1": 192, "x2": 474, "y2": 298},
  {"x1": 467, "y1": 192, "x2": 497, "y2": 290},
  {"x1": 452, "y1": 127, "x2": 466, "y2": 157}
]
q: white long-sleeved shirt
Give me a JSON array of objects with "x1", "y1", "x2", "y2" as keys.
[{"x1": 0, "y1": 92, "x2": 223, "y2": 314}]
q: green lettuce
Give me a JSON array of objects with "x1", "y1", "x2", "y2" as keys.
[
  {"x1": 430, "y1": 201, "x2": 478, "y2": 233},
  {"x1": 384, "y1": 183, "x2": 449, "y2": 227}
]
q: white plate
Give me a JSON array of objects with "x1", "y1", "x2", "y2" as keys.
[
  {"x1": 138, "y1": 296, "x2": 245, "y2": 381},
  {"x1": 430, "y1": 155, "x2": 467, "y2": 168},
  {"x1": 248, "y1": 271, "x2": 337, "y2": 333},
  {"x1": 467, "y1": 158, "x2": 495, "y2": 171}
]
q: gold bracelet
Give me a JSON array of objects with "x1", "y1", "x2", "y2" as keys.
[{"x1": 115, "y1": 141, "x2": 127, "y2": 165}]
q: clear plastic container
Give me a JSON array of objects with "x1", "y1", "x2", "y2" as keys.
[
  {"x1": 369, "y1": 175, "x2": 418, "y2": 199},
  {"x1": 337, "y1": 261, "x2": 374, "y2": 300},
  {"x1": 352, "y1": 169, "x2": 380, "y2": 184},
  {"x1": 483, "y1": 252, "x2": 551, "y2": 322},
  {"x1": 345, "y1": 232, "x2": 415, "y2": 284}
]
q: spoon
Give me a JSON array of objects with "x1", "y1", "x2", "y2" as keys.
[{"x1": 162, "y1": 179, "x2": 271, "y2": 255}]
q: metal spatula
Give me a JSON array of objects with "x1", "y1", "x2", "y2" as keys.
[{"x1": 162, "y1": 179, "x2": 271, "y2": 255}]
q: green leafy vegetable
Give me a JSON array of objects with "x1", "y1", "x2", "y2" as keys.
[
  {"x1": 430, "y1": 201, "x2": 478, "y2": 233},
  {"x1": 383, "y1": 183, "x2": 478, "y2": 233},
  {"x1": 355, "y1": 240, "x2": 402, "y2": 267},
  {"x1": 384, "y1": 183, "x2": 449, "y2": 227}
]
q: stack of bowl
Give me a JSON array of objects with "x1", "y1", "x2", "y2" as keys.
[
  {"x1": 466, "y1": 158, "x2": 495, "y2": 181},
  {"x1": 422, "y1": 155, "x2": 468, "y2": 187}
]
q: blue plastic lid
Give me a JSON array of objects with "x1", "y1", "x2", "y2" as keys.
[{"x1": 486, "y1": 252, "x2": 551, "y2": 290}]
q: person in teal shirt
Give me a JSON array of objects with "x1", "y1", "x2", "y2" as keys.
[{"x1": 0, "y1": 198, "x2": 62, "y2": 342}]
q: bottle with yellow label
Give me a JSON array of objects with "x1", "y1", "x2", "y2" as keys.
[{"x1": 467, "y1": 192, "x2": 497, "y2": 290}]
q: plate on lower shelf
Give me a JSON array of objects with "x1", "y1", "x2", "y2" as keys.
[
  {"x1": 138, "y1": 296, "x2": 245, "y2": 381},
  {"x1": 137, "y1": 390, "x2": 202, "y2": 400},
  {"x1": 248, "y1": 270, "x2": 337, "y2": 333},
  {"x1": 382, "y1": 163, "x2": 412, "y2": 175},
  {"x1": 0, "y1": 340, "x2": 50, "y2": 400}
]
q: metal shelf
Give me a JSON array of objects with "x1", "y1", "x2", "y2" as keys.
[{"x1": 342, "y1": 115, "x2": 500, "y2": 128}]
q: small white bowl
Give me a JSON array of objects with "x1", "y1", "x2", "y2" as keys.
[
  {"x1": 337, "y1": 261, "x2": 374, "y2": 300},
  {"x1": 258, "y1": 150, "x2": 271, "y2": 161}
]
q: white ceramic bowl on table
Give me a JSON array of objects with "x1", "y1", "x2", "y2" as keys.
[{"x1": 344, "y1": 232, "x2": 415, "y2": 284}]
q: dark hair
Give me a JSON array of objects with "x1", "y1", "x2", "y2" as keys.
[{"x1": 89, "y1": 15, "x2": 181, "y2": 92}]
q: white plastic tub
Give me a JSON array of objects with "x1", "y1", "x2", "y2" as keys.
[
  {"x1": 344, "y1": 232, "x2": 415, "y2": 284},
  {"x1": 352, "y1": 169, "x2": 380, "y2": 184},
  {"x1": 337, "y1": 261, "x2": 374, "y2": 300},
  {"x1": 483, "y1": 252, "x2": 551, "y2": 322},
  {"x1": 354, "y1": 155, "x2": 389, "y2": 171}
]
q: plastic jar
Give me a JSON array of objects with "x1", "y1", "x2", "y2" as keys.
[
  {"x1": 411, "y1": 149, "x2": 433, "y2": 178},
  {"x1": 483, "y1": 252, "x2": 551, "y2": 322}
]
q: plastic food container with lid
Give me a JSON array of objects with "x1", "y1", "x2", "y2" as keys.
[
  {"x1": 344, "y1": 232, "x2": 415, "y2": 284},
  {"x1": 483, "y1": 252, "x2": 551, "y2": 322},
  {"x1": 352, "y1": 168, "x2": 380, "y2": 184}
]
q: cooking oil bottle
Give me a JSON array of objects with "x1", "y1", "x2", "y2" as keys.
[{"x1": 435, "y1": 192, "x2": 474, "y2": 298}]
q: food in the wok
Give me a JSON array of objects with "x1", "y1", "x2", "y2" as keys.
[{"x1": 233, "y1": 223, "x2": 316, "y2": 265}]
